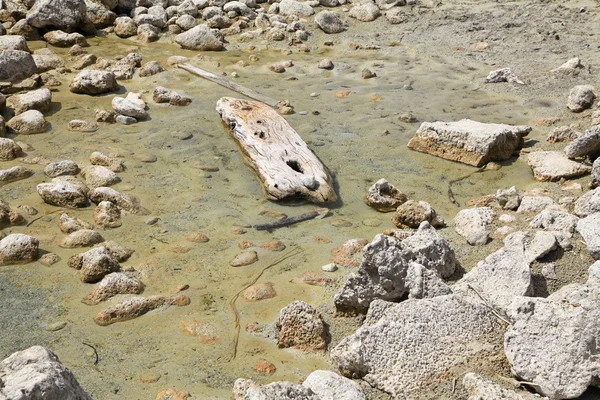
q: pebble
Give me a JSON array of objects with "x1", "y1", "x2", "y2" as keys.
[
  {"x1": 253, "y1": 359, "x2": 276, "y2": 375},
  {"x1": 310, "y1": 92, "x2": 320, "y2": 97},
  {"x1": 362, "y1": 218, "x2": 382, "y2": 227},
  {"x1": 242, "y1": 282, "x2": 276, "y2": 301},
  {"x1": 317, "y1": 59, "x2": 334, "y2": 70},
  {"x1": 185, "y1": 233, "x2": 209, "y2": 243},
  {"x1": 331, "y1": 219, "x2": 352, "y2": 227},
  {"x1": 135, "y1": 153, "x2": 157, "y2": 163},
  {"x1": 140, "y1": 370, "x2": 161, "y2": 384},
  {"x1": 403, "y1": 82, "x2": 413, "y2": 90},
  {"x1": 172, "y1": 131, "x2": 192, "y2": 140},
  {"x1": 362, "y1": 68, "x2": 376, "y2": 79},
  {"x1": 541, "y1": 263, "x2": 557, "y2": 280},
  {"x1": 44, "y1": 321, "x2": 67, "y2": 331},
  {"x1": 230, "y1": 251, "x2": 258, "y2": 267},
  {"x1": 145, "y1": 217, "x2": 160, "y2": 225},
  {"x1": 39, "y1": 253, "x2": 60, "y2": 266},
  {"x1": 232, "y1": 228, "x2": 246, "y2": 235},
  {"x1": 322, "y1": 263, "x2": 338, "y2": 272},
  {"x1": 116, "y1": 115, "x2": 137, "y2": 125}
]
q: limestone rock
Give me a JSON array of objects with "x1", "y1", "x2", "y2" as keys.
[
  {"x1": 334, "y1": 221, "x2": 458, "y2": 313},
  {"x1": 349, "y1": 1, "x2": 380, "y2": 21},
  {"x1": 101, "y1": 240, "x2": 134, "y2": 262},
  {"x1": 278, "y1": 0, "x2": 314, "y2": 17},
  {"x1": 276, "y1": 300, "x2": 327, "y2": 351},
  {"x1": 517, "y1": 196, "x2": 557, "y2": 214},
  {"x1": 230, "y1": 250, "x2": 258, "y2": 267},
  {"x1": 82, "y1": 272, "x2": 144, "y2": 305},
  {"x1": 364, "y1": 178, "x2": 407, "y2": 212},
  {"x1": 564, "y1": 126, "x2": 600, "y2": 159},
  {"x1": 574, "y1": 187, "x2": 600, "y2": 217},
  {"x1": 392, "y1": 200, "x2": 445, "y2": 228},
  {"x1": 529, "y1": 209, "x2": 579, "y2": 233},
  {"x1": 242, "y1": 282, "x2": 276, "y2": 301},
  {"x1": 89, "y1": 151, "x2": 125, "y2": 172},
  {"x1": 527, "y1": 151, "x2": 591, "y2": 182},
  {"x1": 551, "y1": 57, "x2": 584, "y2": 76},
  {"x1": 26, "y1": 0, "x2": 87, "y2": 31},
  {"x1": 114, "y1": 16, "x2": 138, "y2": 38},
  {"x1": 0, "y1": 233, "x2": 39, "y2": 265},
  {"x1": 153, "y1": 86, "x2": 192, "y2": 106},
  {"x1": 407, "y1": 119, "x2": 531, "y2": 167},
  {"x1": 7, "y1": 88, "x2": 52, "y2": 117},
  {"x1": 43, "y1": 30, "x2": 87, "y2": 47},
  {"x1": 58, "y1": 213, "x2": 93, "y2": 233},
  {"x1": 524, "y1": 230, "x2": 558, "y2": 263},
  {"x1": 70, "y1": 70, "x2": 119, "y2": 95},
  {"x1": 112, "y1": 96, "x2": 148, "y2": 119},
  {"x1": 88, "y1": 186, "x2": 146, "y2": 214},
  {"x1": 139, "y1": 60, "x2": 163, "y2": 77},
  {"x1": 314, "y1": 11, "x2": 345, "y2": 34},
  {"x1": 454, "y1": 207, "x2": 495, "y2": 245},
  {"x1": 331, "y1": 295, "x2": 501, "y2": 399},
  {"x1": 547, "y1": 125, "x2": 581, "y2": 144},
  {"x1": 0, "y1": 346, "x2": 92, "y2": 400},
  {"x1": 496, "y1": 186, "x2": 521, "y2": 210},
  {"x1": 566, "y1": 85, "x2": 596, "y2": 113},
  {"x1": 576, "y1": 213, "x2": 600, "y2": 259},
  {"x1": 592, "y1": 158, "x2": 600, "y2": 189},
  {"x1": 302, "y1": 370, "x2": 366, "y2": 400},
  {"x1": 0, "y1": 138, "x2": 23, "y2": 160},
  {"x1": 37, "y1": 180, "x2": 88, "y2": 208},
  {"x1": 68, "y1": 120, "x2": 98, "y2": 132},
  {"x1": 0, "y1": 50, "x2": 37, "y2": 83},
  {"x1": 6, "y1": 110, "x2": 47, "y2": 134},
  {"x1": 175, "y1": 24, "x2": 224, "y2": 50},
  {"x1": 232, "y1": 379, "x2": 319, "y2": 400},
  {"x1": 68, "y1": 246, "x2": 120, "y2": 282},
  {"x1": 44, "y1": 160, "x2": 80, "y2": 177},
  {"x1": 94, "y1": 294, "x2": 190, "y2": 325},
  {"x1": 0, "y1": 35, "x2": 30, "y2": 52},
  {"x1": 0, "y1": 166, "x2": 34, "y2": 184},
  {"x1": 463, "y1": 373, "x2": 548, "y2": 400},
  {"x1": 485, "y1": 68, "x2": 523, "y2": 84},
  {"x1": 58, "y1": 229, "x2": 104, "y2": 248},
  {"x1": 94, "y1": 201, "x2": 122, "y2": 228}
]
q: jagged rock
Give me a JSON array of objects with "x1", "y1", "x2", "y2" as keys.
[
  {"x1": 26, "y1": 0, "x2": 87, "y2": 31},
  {"x1": 566, "y1": 85, "x2": 596, "y2": 113},
  {"x1": 0, "y1": 346, "x2": 93, "y2": 400},
  {"x1": 37, "y1": 180, "x2": 88, "y2": 208},
  {"x1": 43, "y1": 30, "x2": 87, "y2": 47},
  {"x1": 93, "y1": 201, "x2": 122, "y2": 228},
  {"x1": 112, "y1": 96, "x2": 147, "y2": 119},
  {"x1": 530, "y1": 209, "x2": 579, "y2": 233},
  {"x1": 349, "y1": 1, "x2": 380, "y2": 21},
  {"x1": 89, "y1": 151, "x2": 125, "y2": 172},
  {"x1": 94, "y1": 294, "x2": 190, "y2": 325},
  {"x1": 139, "y1": 60, "x2": 163, "y2": 77},
  {"x1": 0, "y1": 50, "x2": 37, "y2": 83},
  {"x1": 302, "y1": 370, "x2": 366, "y2": 400},
  {"x1": 551, "y1": 57, "x2": 584, "y2": 76},
  {"x1": 114, "y1": 16, "x2": 138, "y2": 37},
  {"x1": 88, "y1": 186, "x2": 147, "y2": 214},
  {"x1": 6, "y1": 110, "x2": 47, "y2": 134},
  {"x1": 58, "y1": 229, "x2": 104, "y2": 248},
  {"x1": 70, "y1": 70, "x2": 119, "y2": 94},
  {"x1": 577, "y1": 213, "x2": 600, "y2": 259},
  {"x1": 527, "y1": 151, "x2": 591, "y2": 181},
  {"x1": 574, "y1": 187, "x2": 600, "y2": 217},
  {"x1": 58, "y1": 213, "x2": 93, "y2": 233},
  {"x1": 68, "y1": 246, "x2": 120, "y2": 282},
  {"x1": 0, "y1": 233, "x2": 39, "y2": 265},
  {"x1": 405, "y1": 262, "x2": 452, "y2": 299},
  {"x1": 82, "y1": 272, "x2": 144, "y2": 305},
  {"x1": 564, "y1": 126, "x2": 600, "y2": 159},
  {"x1": 547, "y1": 125, "x2": 581, "y2": 143},
  {"x1": 278, "y1": 0, "x2": 314, "y2": 17},
  {"x1": 524, "y1": 230, "x2": 558, "y2": 263},
  {"x1": 100, "y1": 240, "x2": 134, "y2": 262},
  {"x1": 407, "y1": 119, "x2": 531, "y2": 167},
  {"x1": 0, "y1": 35, "x2": 30, "y2": 52},
  {"x1": 592, "y1": 158, "x2": 600, "y2": 189},
  {"x1": 392, "y1": 200, "x2": 445, "y2": 228},
  {"x1": 0, "y1": 166, "x2": 34, "y2": 184},
  {"x1": 334, "y1": 222, "x2": 458, "y2": 313},
  {"x1": 0, "y1": 138, "x2": 23, "y2": 161},
  {"x1": 453, "y1": 232, "x2": 532, "y2": 309},
  {"x1": 463, "y1": 373, "x2": 548, "y2": 400},
  {"x1": 485, "y1": 67, "x2": 524, "y2": 84},
  {"x1": 44, "y1": 160, "x2": 80, "y2": 177},
  {"x1": 175, "y1": 24, "x2": 224, "y2": 50},
  {"x1": 496, "y1": 186, "x2": 521, "y2": 210},
  {"x1": 331, "y1": 295, "x2": 501, "y2": 399},
  {"x1": 232, "y1": 379, "x2": 320, "y2": 400},
  {"x1": 505, "y1": 284, "x2": 600, "y2": 398},
  {"x1": 364, "y1": 178, "x2": 407, "y2": 212},
  {"x1": 455, "y1": 207, "x2": 495, "y2": 245},
  {"x1": 153, "y1": 86, "x2": 191, "y2": 106},
  {"x1": 517, "y1": 196, "x2": 557, "y2": 213},
  {"x1": 276, "y1": 300, "x2": 327, "y2": 351}
]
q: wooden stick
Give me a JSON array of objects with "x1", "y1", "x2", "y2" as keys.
[
  {"x1": 448, "y1": 165, "x2": 487, "y2": 207},
  {"x1": 253, "y1": 208, "x2": 329, "y2": 231},
  {"x1": 467, "y1": 284, "x2": 512, "y2": 325},
  {"x1": 178, "y1": 63, "x2": 279, "y2": 107}
]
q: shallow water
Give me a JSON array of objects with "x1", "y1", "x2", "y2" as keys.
[{"x1": 0, "y1": 22, "x2": 566, "y2": 399}]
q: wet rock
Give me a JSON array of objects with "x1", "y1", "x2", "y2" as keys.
[
  {"x1": 68, "y1": 119, "x2": 99, "y2": 132},
  {"x1": 101, "y1": 240, "x2": 134, "y2": 262},
  {"x1": 303, "y1": 370, "x2": 366, "y2": 400},
  {"x1": 0, "y1": 233, "x2": 39, "y2": 265},
  {"x1": 39, "y1": 253, "x2": 60, "y2": 266},
  {"x1": 566, "y1": 85, "x2": 596, "y2": 113},
  {"x1": 334, "y1": 221, "x2": 457, "y2": 313},
  {"x1": 259, "y1": 240, "x2": 285, "y2": 251},
  {"x1": 276, "y1": 300, "x2": 327, "y2": 351},
  {"x1": 455, "y1": 207, "x2": 495, "y2": 245},
  {"x1": 463, "y1": 373, "x2": 544, "y2": 400},
  {"x1": 112, "y1": 96, "x2": 148, "y2": 120},
  {"x1": 576, "y1": 213, "x2": 600, "y2": 259},
  {"x1": 454, "y1": 232, "x2": 532, "y2": 309},
  {"x1": 268, "y1": 63, "x2": 285, "y2": 73},
  {"x1": 0, "y1": 166, "x2": 34, "y2": 184},
  {"x1": 89, "y1": 152, "x2": 124, "y2": 172},
  {"x1": 58, "y1": 213, "x2": 93, "y2": 233},
  {"x1": 505, "y1": 284, "x2": 600, "y2": 398},
  {"x1": 6, "y1": 110, "x2": 47, "y2": 134},
  {"x1": 43, "y1": 30, "x2": 87, "y2": 47},
  {"x1": 86, "y1": 0, "x2": 117, "y2": 28},
  {"x1": 72, "y1": 54, "x2": 97, "y2": 70},
  {"x1": 331, "y1": 238, "x2": 368, "y2": 267},
  {"x1": 69, "y1": 246, "x2": 120, "y2": 282},
  {"x1": 407, "y1": 119, "x2": 531, "y2": 167},
  {"x1": 230, "y1": 250, "x2": 258, "y2": 267},
  {"x1": 592, "y1": 158, "x2": 600, "y2": 189},
  {"x1": 83, "y1": 272, "x2": 144, "y2": 305},
  {"x1": 349, "y1": 1, "x2": 380, "y2": 21},
  {"x1": 364, "y1": 178, "x2": 407, "y2": 212},
  {"x1": 94, "y1": 294, "x2": 190, "y2": 325},
  {"x1": 156, "y1": 388, "x2": 191, "y2": 400},
  {"x1": 88, "y1": 186, "x2": 146, "y2": 214},
  {"x1": 295, "y1": 271, "x2": 336, "y2": 286},
  {"x1": 59, "y1": 229, "x2": 104, "y2": 248},
  {"x1": 551, "y1": 57, "x2": 584, "y2": 76},
  {"x1": 564, "y1": 126, "x2": 600, "y2": 159},
  {"x1": 70, "y1": 70, "x2": 119, "y2": 94},
  {"x1": 527, "y1": 151, "x2": 591, "y2": 182},
  {"x1": 185, "y1": 232, "x2": 209, "y2": 243},
  {"x1": 530, "y1": 209, "x2": 579, "y2": 233},
  {"x1": 278, "y1": 0, "x2": 314, "y2": 17},
  {"x1": 153, "y1": 86, "x2": 192, "y2": 106},
  {"x1": 37, "y1": 180, "x2": 88, "y2": 208},
  {"x1": 94, "y1": 201, "x2": 122, "y2": 228},
  {"x1": 485, "y1": 67, "x2": 523, "y2": 84},
  {"x1": 26, "y1": 0, "x2": 87, "y2": 31},
  {"x1": 242, "y1": 282, "x2": 276, "y2": 301},
  {"x1": 0, "y1": 346, "x2": 93, "y2": 400},
  {"x1": 0, "y1": 138, "x2": 23, "y2": 161},
  {"x1": 0, "y1": 50, "x2": 37, "y2": 83},
  {"x1": 44, "y1": 160, "x2": 80, "y2": 177},
  {"x1": 81, "y1": 165, "x2": 120, "y2": 188},
  {"x1": 137, "y1": 23, "x2": 160, "y2": 42},
  {"x1": 574, "y1": 187, "x2": 600, "y2": 217},
  {"x1": 331, "y1": 295, "x2": 500, "y2": 399},
  {"x1": 175, "y1": 24, "x2": 224, "y2": 50},
  {"x1": 547, "y1": 125, "x2": 581, "y2": 143},
  {"x1": 139, "y1": 60, "x2": 163, "y2": 77},
  {"x1": 6, "y1": 88, "x2": 51, "y2": 116},
  {"x1": 232, "y1": 379, "x2": 319, "y2": 400},
  {"x1": 0, "y1": 35, "x2": 30, "y2": 52},
  {"x1": 114, "y1": 16, "x2": 138, "y2": 37},
  {"x1": 253, "y1": 359, "x2": 276, "y2": 376},
  {"x1": 94, "y1": 109, "x2": 117, "y2": 124},
  {"x1": 517, "y1": 196, "x2": 557, "y2": 214},
  {"x1": 392, "y1": 200, "x2": 445, "y2": 228}
]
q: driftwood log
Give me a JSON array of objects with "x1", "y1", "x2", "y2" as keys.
[{"x1": 216, "y1": 97, "x2": 337, "y2": 203}]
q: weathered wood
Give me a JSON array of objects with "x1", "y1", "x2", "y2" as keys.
[
  {"x1": 216, "y1": 97, "x2": 337, "y2": 204},
  {"x1": 253, "y1": 208, "x2": 329, "y2": 231},
  {"x1": 178, "y1": 63, "x2": 279, "y2": 107}
]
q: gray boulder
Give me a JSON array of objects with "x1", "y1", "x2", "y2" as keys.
[
  {"x1": 6, "y1": 88, "x2": 52, "y2": 115},
  {"x1": 576, "y1": 213, "x2": 600, "y2": 259},
  {"x1": 302, "y1": 370, "x2": 366, "y2": 400},
  {"x1": 0, "y1": 233, "x2": 39, "y2": 265},
  {"x1": 331, "y1": 295, "x2": 501, "y2": 399},
  {"x1": 334, "y1": 221, "x2": 458, "y2": 313},
  {"x1": 0, "y1": 50, "x2": 37, "y2": 82},
  {"x1": 517, "y1": 196, "x2": 558, "y2": 214},
  {"x1": 574, "y1": 187, "x2": 600, "y2": 217},
  {"x1": 114, "y1": 16, "x2": 138, "y2": 37},
  {"x1": 26, "y1": 0, "x2": 87, "y2": 31},
  {"x1": 175, "y1": 24, "x2": 224, "y2": 50},
  {"x1": 0, "y1": 35, "x2": 30, "y2": 52},
  {"x1": 566, "y1": 85, "x2": 596, "y2": 113},
  {"x1": 564, "y1": 126, "x2": 600, "y2": 159},
  {"x1": 0, "y1": 346, "x2": 92, "y2": 400},
  {"x1": 485, "y1": 67, "x2": 523, "y2": 84},
  {"x1": 70, "y1": 70, "x2": 119, "y2": 94},
  {"x1": 454, "y1": 207, "x2": 495, "y2": 245}
]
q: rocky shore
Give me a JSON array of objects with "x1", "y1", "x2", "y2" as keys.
[{"x1": 1, "y1": 0, "x2": 600, "y2": 399}]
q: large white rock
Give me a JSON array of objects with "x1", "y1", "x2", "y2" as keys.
[
  {"x1": 574, "y1": 187, "x2": 600, "y2": 217},
  {"x1": 37, "y1": 180, "x2": 88, "y2": 208},
  {"x1": 0, "y1": 346, "x2": 92, "y2": 400},
  {"x1": 463, "y1": 373, "x2": 548, "y2": 400},
  {"x1": 6, "y1": 110, "x2": 47, "y2": 134},
  {"x1": 111, "y1": 96, "x2": 148, "y2": 119},
  {"x1": 454, "y1": 207, "x2": 495, "y2": 245},
  {"x1": 70, "y1": 70, "x2": 119, "y2": 95},
  {"x1": 527, "y1": 151, "x2": 591, "y2": 182},
  {"x1": 278, "y1": 0, "x2": 314, "y2": 17},
  {"x1": 407, "y1": 119, "x2": 531, "y2": 167},
  {"x1": 302, "y1": 370, "x2": 365, "y2": 400},
  {"x1": 175, "y1": 24, "x2": 224, "y2": 50},
  {"x1": 0, "y1": 233, "x2": 39, "y2": 265},
  {"x1": 6, "y1": 88, "x2": 52, "y2": 115},
  {"x1": 566, "y1": 84, "x2": 596, "y2": 113},
  {"x1": 576, "y1": 213, "x2": 600, "y2": 259},
  {"x1": 26, "y1": 0, "x2": 87, "y2": 31},
  {"x1": 0, "y1": 50, "x2": 38, "y2": 83}
]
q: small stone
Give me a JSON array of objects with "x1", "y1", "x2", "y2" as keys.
[
  {"x1": 44, "y1": 321, "x2": 67, "y2": 331},
  {"x1": 499, "y1": 214, "x2": 515, "y2": 223},
  {"x1": 44, "y1": 160, "x2": 80, "y2": 178},
  {"x1": 268, "y1": 64, "x2": 285, "y2": 73},
  {"x1": 259, "y1": 240, "x2": 285, "y2": 252},
  {"x1": 362, "y1": 68, "x2": 376, "y2": 79},
  {"x1": 331, "y1": 238, "x2": 368, "y2": 267},
  {"x1": 365, "y1": 178, "x2": 408, "y2": 212},
  {"x1": 322, "y1": 263, "x2": 338, "y2": 272},
  {"x1": 145, "y1": 217, "x2": 159, "y2": 225},
  {"x1": 172, "y1": 131, "x2": 192, "y2": 140},
  {"x1": 39, "y1": 253, "x2": 60, "y2": 266},
  {"x1": 58, "y1": 229, "x2": 104, "y2": 248},
  {"x1": 116, "y1": 115, "x2": 137, "y2": 125},
  {"x1": 156, "y1": 389, "x2": 191, "y2": 400},
  {"x1": 253, "y1": 359, "x2": 276, "y2": 376},
  {"x1": 317, "y1": 59, "x2": 334, "y2": 70},
  {"x1": 541, "y1": 263, "x2": 557, "y2": 280},
  {"x1": 230, "y1": 251, "x2": 258, "y2": 267},
  {"x1": 185, "y1": 233, "x2": 209, "y2": 243},
  {"x1": 68, "y1": 120, "x2": 99, "y2": 132},
  {"x1": 140, "y1": 370, "x2": 161, "y2": 384},
  {"x1": 566, "y1": 85, "x2": 596, "y2": 112},
  {"x1": 242, "y1": 282, "x2": 276, "y2": 301}
]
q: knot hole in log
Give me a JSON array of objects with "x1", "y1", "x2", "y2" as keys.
[{"x1": 286, "y1": 160, "x2": 304, "y2": 174}]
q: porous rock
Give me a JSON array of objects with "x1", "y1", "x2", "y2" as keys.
[
  {"x1": 278, "y1": 0, "x2": 315, "y2": 17},
  {"x1": 392, "y1": 200, "x2": 445, "y2": 228},
  {"x1": 82, "y1": 272, "x2": 144, "y2": 305},
  {"x1": 496, "y1": 186, "x2": 521, "y2": 210},
  {"x1": 574, "y1": 187, "x2": 600, "y2": 217},
  {"x1": 58, "y1": 229, "x2": 104, "y2": 248},
  {"x1": 0, "y1": 138, "x2": 23, "y2": 160},
  {"x1": 302, "y1": 370, "x2": 366, "y2": 400},
  {"x1": 26, "y1": 0, "x2": 87, "y2": 31},
  {"x1": 566, "y1": 85, "x2": 596, "y2": 113},
  {"x1": 70, "y1": 70, "x2": 119, "y2": 94},
  {"x1": 44, "y1": 160, "x2": 80, "y2": 177},
  {"x1": 0, "y1": 166, "x2": 34, "y2": 184},
  {"x1": 364, "y1": 178, "x2": 407, "y2": 212},
  {"x1": 592, "y1": 158, "x2": 600, "y2": 189},
  {"x1": 463, "y1": 373, "x2": 547, "y2": 400},
  {"x1": 0, "y1": 35, "x2": 30, "y2": 52},
  {"x1": 314, "y1": 11, "x2": 345, "y2": 34},
  {"x1": 112, "y1": 96, "x2": 148, "y2": 119},
  {"x1": 58, "y1": 213, "x2": 93, "y2": 233},
  {"x1": 93, "y1": 201, "x2": 122, "y2": 228},
  {"x1": 175, "y1": 24, "x2": 224, "y2": 50},
  {"x1": 527, "y1": 151, "x2": 591, "y2": 181},
  {"x1": 529, "y1": 209, "x2": 579, "y2": 233},
  {"x1": 485, "y1": 68, "x2": 523, "y2": 84},
  {"x1": 517, "y1": 196, "x2": 557, "y2": 214},
  {"x1": 6, "y1": 110, "x2": 47, "y2": 134},
  {"x1": 6, "y1": 88, "x2": 51, "y2": 115},
  {"x1": 153, "y1": 86, "x2": 192, "y2": 106},
  {"x1": 43, "y1": 30, "x2": 87, "y2": 47},
  {"x1": 139, "y1": 60, "x2": 163, "y2": 77},
  {"x1": 232, "y1": 379, "x2": 319, "y2": 400},
  {"x1": 94, "y1": 294, "x2": 190, "y2": 325},
  {"x1": 0, "y1": 233, "x2": 39, "y2": 265},
  {"x1": 89, "y1": 151, "x2": 125, "y2": 172},
  {"x1": 276, "y1": 300, "x2": 327, "y2": 352},
  {"x1": 454, "y1": 207, "x2": 495, "y2": 245},
  {"x1": 37, "y1": 180, "x2": 88, "y2": 208},
  {"x1": 331, "y1": 238, "x2": 368, "y2": 267},
  {"x1": 0, "y1": 50, "x2": 37, "y2": 83},
  {"x1": 68, "y1": 246, "x2": 120, "y2": 282},
  {"x1": 349, "y1": 1, "x2": 380, "y2": 22},
  {"x1": 88, "y1": 186, "x2": 147, "y2": 214}
]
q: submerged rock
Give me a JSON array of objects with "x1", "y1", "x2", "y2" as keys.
[
  {"x1": 230, "y1": 250, "x2": 258, "y2": 267},
  {"x1": 0, "y1": 165, "x2": 34, "y2": 184},
  {"x1": 407, "y1": 119, "x2": 531, "y2": 167},
  {"x1": 82, "y1": 272, "x2": 145, "y2": 305},
  {"x1": 88, "y1": 186, "x2": 146, "y2": 214},
  {"x1": 94, "y1": 201, "x2": 122, "y2": 228},
  {"x1": 94, "y1": 294, "x2": 190, "y2": 326},
  {"x1": 276, "y1": 300, "x2": 327, "y2": 352},
  {"x1": 153, "y1": 86, "x2": 192, "y2": 106},
  {"x1": 58, "y1": 213, "x2": 93, "y2": 233},
  {"x1": 392, "y1": 200, "x2": 445, "y2": 228},
  {"x1": 58, "y1": 229, "x2": 104, "y2": 248},
  {"x1": 89, "y1": 151, "x2": 125, "y2": 172},
  {"x1": 44, "y1": 160, "x2": 80, "y2": 178}
]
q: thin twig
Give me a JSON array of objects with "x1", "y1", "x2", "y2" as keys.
[
  {"x1": 228, "y1": 247, "x2": 303, "y2": 360},
  {"x1": 451, "y1": 377, "x2": 457, "y2": 394},
  {"x1": 467, "y1": 284, "x2": 512, "y2": 325},
  {"x1": 448, "y1": 165, "x2": 487, "y2": 207},
  {"x1": 82, "y1": 342, "x2": 99, "y2": 365}
]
